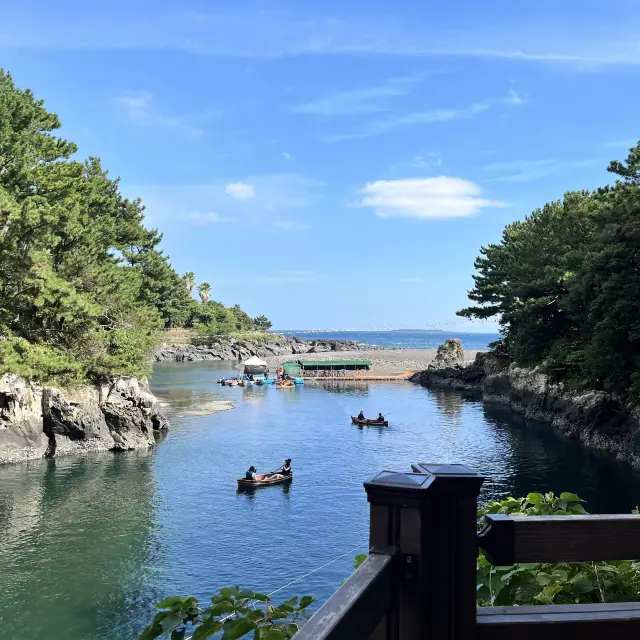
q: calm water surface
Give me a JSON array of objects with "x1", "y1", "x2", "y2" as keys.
[{"x1": 2, "y1": 360, "x2": 640, "y2": 639}]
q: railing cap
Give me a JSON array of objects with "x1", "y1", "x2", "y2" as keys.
[{"x1": 364, "y1": 463, "x2": 484, "y2": 506}]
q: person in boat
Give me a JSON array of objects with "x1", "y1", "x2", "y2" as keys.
[
  {"x1": 377, "y1": 413, "x2": 385, "y2": 422},
  {"x1": 245, "y1": 465, "x2": 258, "y2": 481},
  {"x1": 357, "y1": 411, "x2": 366, "y2": 420},
  {"x1": 279, "y1": 459, "x2": 292, "y2": 476}
]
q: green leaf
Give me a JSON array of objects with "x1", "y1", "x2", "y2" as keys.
[
  {"x1": 221, "y1": 617, "x2": 257, "y2": 640},
  {"x1": 526, "y1": 493, "x2": 544, "y2": 504},
  {"x1": 171, "y1": 629, "x2": 186, "y2": 640},
  {"x1": 160, "y1": 614, "x2": 185, "y2": 635},
  {"x1": 251, "y1": 593, "x2": 270, "y2": 602},
  {"x1": 138, "y1": 623, "x2": 164, "y2": 640},
  {"x1": 559, "y1": 492, "x2": 584, "y2": 503},
  {"x1": 299, "y1": 596, "x2": 314, "y2": 610},
  {"x1": 156, "y1": 597, "x2": 187, "y2": 610},
  {"x1": 259, "y1": 631, "x2": 286, "y2": 640},
  {"x1": 220, "y1": 587, "x2": 240, "y2": 597}
]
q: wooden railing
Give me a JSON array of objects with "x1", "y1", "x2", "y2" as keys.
[{"x1": 298, "y1": 461, "x2": 640, "y2": 639}]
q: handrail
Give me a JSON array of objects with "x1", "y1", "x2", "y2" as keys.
[
  {"x1": 478, "y1": 513, "x2": 640, "y2": 565},
  {"x1": 294, "y1": 547, "x2": 397, "y2": 640}
]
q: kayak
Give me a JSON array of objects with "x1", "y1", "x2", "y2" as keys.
[
  {"x1": 351, "y1": 416, "x2": 389, "y2": 427},
  {"x1": 237, "y1": 474, "x2": 293, "y2": 488}
]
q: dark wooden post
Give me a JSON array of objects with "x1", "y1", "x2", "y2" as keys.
[{"x1": 364, "y1": 463, "x2": 484, "y2": 640}]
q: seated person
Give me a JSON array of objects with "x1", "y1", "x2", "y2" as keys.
[
  {"x1": 377, "y1": 413, "x2": 385, "y2": 422},
  {"x1": 245, "y1": 465, "x2": 257, "y2": 480},
  {"x1": 357, "y1": 411, "x2": 365, "y2": 420},
  {"x1": 280, "y1": 459, "x2": 292, "y2": 476}
]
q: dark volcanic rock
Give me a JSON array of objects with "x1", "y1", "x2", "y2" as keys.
[
  {"x1": 154, "y1": 335, "x2": 366, "y2": 362},
  {"x1": 411, "y1": 355, "x2": 640, "y2": 468},
  {"x1": 0, "y1": 374, "x2": 168, "y2": 465}
]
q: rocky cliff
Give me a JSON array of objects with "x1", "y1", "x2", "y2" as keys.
[
  {"x1": 0, "y1": 374, "x2": 168, "y2": 465},
  {"x1": 154, "y1": 335, "x2": 366, "y2": 362},
  {"x1": 411, "y1": 353, "x2": 640, "y2": 468}
]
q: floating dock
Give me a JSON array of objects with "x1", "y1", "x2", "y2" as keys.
[{"x1": 302, "y1": 374, "x2": 412, "y2": 382}]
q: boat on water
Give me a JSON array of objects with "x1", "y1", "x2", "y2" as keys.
[
  {"x1": 237, "y1": 474, "x2": 293, "y2": 488},
  {"x1": 351, "y1": 416, "x2": 389, "y2": 427}
]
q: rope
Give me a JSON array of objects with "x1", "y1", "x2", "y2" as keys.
[{"x1": 183, "y1": 540, "x2": 368, "y2": 637}]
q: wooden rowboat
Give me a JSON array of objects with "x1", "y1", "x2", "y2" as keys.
[
  {"x1": 237, "y1": 474, "x2": 293, "y2": 488},
  {"x1": 351, "y1": 416, "x2": 389, "y2": 427}
]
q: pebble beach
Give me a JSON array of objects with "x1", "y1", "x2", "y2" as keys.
[{"x1": 265, "y1": 348, "x2": 482, "y2": 376}]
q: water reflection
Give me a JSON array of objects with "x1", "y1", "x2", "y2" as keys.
[
  {"x1": 431, "y1": 389, "x2": 464, "y2": 422},
  {"x1": 0, "y1": 452, "x2": 161, "y2": 640}
]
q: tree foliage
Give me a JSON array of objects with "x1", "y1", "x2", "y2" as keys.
[
  {"x1": 459, "y1": 141, "x2": 640, "y2": 399},
  {"x1": 139, "y1": 589, "x2": 314, "y2": 640},
  {"x1": 0, "y1": 70, "x2": 268, "y2": 383},
  {"x1": 253, "y1": 315, "x2": 273, "y2": 332}
]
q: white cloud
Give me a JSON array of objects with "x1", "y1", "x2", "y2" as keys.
[
  {"x1": 356, "y1": 177, "x2": 506, "y2": 219},
  {"x1": 282, "y1": 152, "x2": 295, "y2": 162},
  {"x1": 225, "y1": 182, "x2": 255, "y2": 200},
  {"x1": 324, "y1": 92, "x2": 521, "y2": 143},
  {"x1": 114, "y1": 90, "x2": 208, "y2": 136},
  {"x1": 291, "y1": 75, "x2": 424, "y2": 117},
  {"x1": 274, "y1": 220, "x2": 310, "y2": 230}
]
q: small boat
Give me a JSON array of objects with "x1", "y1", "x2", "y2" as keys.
[
  {"x1": 293, "y1": 377, "x2": 305, "y2": 385},
  {"x1": 237, "y1": 474, "x2": 293, "y2": 488},
  {"x1": 276, "y1": 383, "x2": 295, "y2": 389},
  {"x1": 351, "y1": 416, "x2": 389, "y2": 427}
]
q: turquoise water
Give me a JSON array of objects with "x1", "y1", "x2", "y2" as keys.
[
  {"x1": 274, "y1": 329, "x2": 500, "y2": 350},
  {"x1": 1, "y1": 360, "x2": 640, "y2": 639}
]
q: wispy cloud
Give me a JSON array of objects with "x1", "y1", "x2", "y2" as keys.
[
  {"x1": 325, "y1": 91, "x2": 523, "y2": 143},
  {"x1": 484, "y1": 157, "x2": 602, "y2": 182},
  {"x1": 356, "y1": 176, "x2": 506, "y2": 219},
  {"x1": 274, "y1": 220, "x2": 310, "y2": 230},
  {"x1": 114, "y1": 90, "x2": 213, "y2": 136},
  {"x1": 282, "y1": 152, "x2": 295, "y2": 162},
  {"x1": 127, "y1": 173, "x2": 323, "y2": 226},
  {"x1": 259, "y1": 270, "x2": 321, "y2": 284},
  {"x1": 291, "y1": 75, "x2": 425, "y2": 117},
  {"x1": 392, "y1": 153, "x2": 442, "y2": 173},
  {"x1": 4, "y1": 10, "x2": 637, "y2": 68},
  {"x1": 183, "y1": 211, "x2": 225, "y2": 225},
  {"x1": 602, "y1": 138, "x2": 638, "y2": 149}
]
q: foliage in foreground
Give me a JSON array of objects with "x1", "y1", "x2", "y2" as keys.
[
  {"x1": 140, "y1": 492, "x2": 640, "y2": 639},
  {"x1": 139, "y1": 589, "x2": 314, "y2": 640},
  {"x1": 477, "y1": 492, "x2": 640, "y2": 605},
  {"x1": 458, "y1": 141, "x2": 640, "y2": 401}
]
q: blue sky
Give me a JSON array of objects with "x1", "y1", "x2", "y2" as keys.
[{"x1": 2, "y1": 0, "x2": 639, "y2": 330}]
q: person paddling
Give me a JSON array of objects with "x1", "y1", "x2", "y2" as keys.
[
  {"x1": 357, "y1": 410, "x2": 365, "y2": 420},
  {"x1": 279, "y1": 458, "x2": 292, "y2": 476},
  {"x1": 377, "y1": 413, "x2": 385, "y2": 422}
]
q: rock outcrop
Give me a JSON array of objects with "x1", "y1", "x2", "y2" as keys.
[
  {"x1": 411, "y1": 352, "x2": 640, "y2": 468},
  {"x1": 154, "y1": 336, "x2": 366, "y2": 362},
  {"x1": 432, "y1": 338, "x2": 465, "y2": 368},
  {"x1": 0, "y1": 374, "x2": 168, "y2": 465}
]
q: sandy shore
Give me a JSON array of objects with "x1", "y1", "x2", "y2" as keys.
[{"x1": 265, "y1": 349, "x2": 482, "y2": 377}]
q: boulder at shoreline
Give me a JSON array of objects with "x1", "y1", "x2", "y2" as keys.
[{"x1": 0, "y1": 374, "x2": 168, "y2": 465}]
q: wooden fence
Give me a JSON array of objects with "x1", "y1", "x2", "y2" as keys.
[{"x1": 295, "y1": 462, "x2": 640, "y2": 640}]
